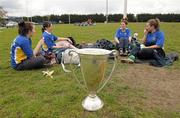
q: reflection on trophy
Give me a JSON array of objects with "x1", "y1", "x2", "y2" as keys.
[{"x1": 65, "y1": 48, "x2": 117, "y2": 111}]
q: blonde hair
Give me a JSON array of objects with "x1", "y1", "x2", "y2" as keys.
[
  {"x1": 147, "y1": 18, "x2": 160, "y2": 29},
  {"x1": 121, "y1": 17, "x2": 128, "y2": 25}
]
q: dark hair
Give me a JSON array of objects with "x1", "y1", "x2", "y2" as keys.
[
  {"x1": 68, "y1": 37, "x2": 76, "y2": 46},
  {"x1": 18, "y1": 21, "x2": 33, "y2": 36},
  {"x1": 147, "y1": 18, "x2": 160, "y2": 30},
  {"x1": 121, "y1": 18, "x2": 128, "y2": 25},
  {"x1": 42, "y1": 21, "x2": 52, "y2": 33}
]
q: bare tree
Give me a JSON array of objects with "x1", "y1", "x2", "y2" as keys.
[
  {"x1": 0, "y1": 6, "x2": 7, "y2": 26},
  {"x1": 0, "y1": 6, "x2": 7, "y2": 18}
]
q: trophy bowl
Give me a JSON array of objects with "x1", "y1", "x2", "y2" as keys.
[{"x1": 64, "y1": 48, "x2": 117, "y2": 111}]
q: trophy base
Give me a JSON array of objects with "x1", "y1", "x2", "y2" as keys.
[{"x1": 82, "y1": 94, "x2": 104, "y2": 111}]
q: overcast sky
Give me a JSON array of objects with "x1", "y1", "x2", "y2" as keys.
[{"x1": 0, "y1": 0, "x2": 180, "y2": 16}]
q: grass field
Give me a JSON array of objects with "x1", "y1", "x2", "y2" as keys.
[{"x1": 0, "y1": 23, "x2": 180, "y2": 118}]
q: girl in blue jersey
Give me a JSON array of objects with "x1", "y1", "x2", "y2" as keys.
[
  {"x1": 41, "y1": 21, "x2": 76, "y2": 53},
  {"x1": 10, "y1": 21, "x2": 47, "y2": 70},
  {"x1": 121, "y1": 19, "x2": 165, "y2": 63},
  {"x1": 114, "y1": 18, "x2": 131, "y2": 56}
]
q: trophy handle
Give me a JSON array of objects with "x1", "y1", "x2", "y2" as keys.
[
  {"x1": 64, "y1": 50, "x2": 88, "y2": 91},
  {"x1": 61, "y1": 49, "x2": 80, "y2": 73},
  {"x1": 61, "y1": 51, "x2": 71, "y2": 73},
  {"x1": 97, "y1": 50, "x2": 117, "y2": 93}
]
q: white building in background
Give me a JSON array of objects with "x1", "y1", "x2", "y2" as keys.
[{"x1": 5, "y1": 21, "x2": 18, "y2": 28}]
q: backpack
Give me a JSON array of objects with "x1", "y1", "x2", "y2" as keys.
[{"x1": 95, "y1": 39, "x2": 115, "y2": 50}]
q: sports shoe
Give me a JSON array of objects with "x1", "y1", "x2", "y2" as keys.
[
  {"x1": 121, "y1": 58, "x2": 134, "y2": 64},
  {"x1": 121, "y1": 55, "x2": 135, "y2": 64},
  {"x1": 119, "y1": 49, "x2": 124, "y2": 56},
  {"x1": 123, "y1": 49, "x2": 128, "y2": 56}
]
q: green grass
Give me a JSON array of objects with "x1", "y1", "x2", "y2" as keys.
[{"x1": 0, "y1": 23, "x2": 180, "y2": 118}]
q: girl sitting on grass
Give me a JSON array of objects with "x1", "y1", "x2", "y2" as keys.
[
  {"x1": 10, "y1": 21, "x2": 48, "y2": 70},
  {"x1": 41, "y1": 21, "x2": 77, "y2": 53},
  {"x1": 114, "y1": 18, "x2": 131, "y2": 56}
]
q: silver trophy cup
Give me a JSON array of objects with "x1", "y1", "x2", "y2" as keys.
[{"x1": 64, "y1": 48, "x2": 117, "y2": 111}]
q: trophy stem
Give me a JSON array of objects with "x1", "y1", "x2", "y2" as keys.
[{"x1": 82, "y1": 94, "x2": 104, "y2": 111}]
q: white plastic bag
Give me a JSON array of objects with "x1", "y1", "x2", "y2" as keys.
[{"x1": 61, "y1": 49, "x2": 80, "y2": 72}]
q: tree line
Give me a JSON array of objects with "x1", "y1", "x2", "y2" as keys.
[
  {"x1": 27, "y1": 13, "x2": 180, "y2": 23},
  {"x1": 1, "y1": 5, "x2": 180, "y2": 24}
]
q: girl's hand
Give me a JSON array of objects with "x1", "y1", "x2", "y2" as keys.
[
  {"x1": 114, "y1": 37, "x2": 120, "y2": 44},
  {"x1": 67, "y1": 38, "x2": 72, "y2": 44},
  {"x1": 140, "y1": 44, "x2": 146, "y2": 49},
  {"x1": 144, "y1": 29, "x2": 148, "y2": 35}
]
